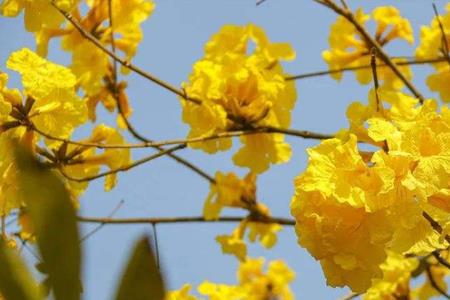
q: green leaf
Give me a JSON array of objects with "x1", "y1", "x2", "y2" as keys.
[
  {"x1": 115, "y1": 236, "x2": 165, "y2": 300},
  {"x1": 0, "y1": 238, "x2": 42, "y2": 300},
  {"x1": 15, "y1": 147, "x2": 81, "y2": 300}
]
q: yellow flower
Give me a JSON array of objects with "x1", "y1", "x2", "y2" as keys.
[
  {"x1": 203, "y1": 172, "x2": 256, "y2": 220},
  {"x1": 57, "y1": 0, "x2": 153, "y2": 125},
  {"x1": 364, "y1": 252, "x2": 417, "y2": 300},
  {"x1": 198, "y1": 281, "x2": 244, "y2": 300},
  {"x1": 323, "y1": 6, "x2": 413, "y2": 88},
  {"x1": 247, "y1": 221, "x2": 281, "y2": 249},
  {"x1": 216, "y1": 227, "x2": 247, "y2": 261},
  {"x1": 6, "y1": 48, "x2": 87, "y2": 144},
  {"x1": 61, "y1": 124, "x2": 131, "y2": 193},
  {"x1": 165, "y1": 284, "x2": 198, "y2": 300},
  {"x1": 346, "y1": 88, "x2": 419, "y2": 144},
  {"x1": 182, "y1": 24, "x2": 296, "y2": 173},
  {"x1": 291, "y1": 93, "x2": 450, "y2": 292},
  {"x1": 196, "y1": 258, "x2": 295, "y2": 300},
  {"x1": 0, "y1": 0, "x2": 77, "y2": 32},
  {"x1": 290, "y1": 134, "x2": 437, "y2": 292},
  {"x1": 416, "y1": 3, "x2": 450, "y2": 102},
  {"x1": 237, "y1": 257, "x2": 295, "y2": 300}
]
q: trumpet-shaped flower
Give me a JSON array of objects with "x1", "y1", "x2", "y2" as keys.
[{"x1": 5, "y1": 48, "x2": 87, "y2": 144}]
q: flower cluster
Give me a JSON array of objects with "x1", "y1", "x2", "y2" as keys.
[
  {"x1": 182, "y1": 24, "x2": 297, "y2": 173},
  {"x1": 0, "y1": 49, "x2": 130, "y2": 241},
  {"x1": 323, "y1": 6, "x2": 413, "y2": 90},
  {"x1": 291, "y1": 90, "x2": 450, "y2": 292},
  {"x1": 1, "y1": 0, "x2": 154, "y2": 127},
  {"x1": 165, "y1": 258, "x2": 295, "y2": 300},
  {"x1": 205, "y1": 172, "x2": 281, "y2": 261}
]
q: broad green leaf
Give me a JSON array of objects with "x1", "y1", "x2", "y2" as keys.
[
  {"x1": 115, "y1": 236, "x2": 165, "y2": 300},
  {"x1": 0, "y1": 238, "x2": 42, "y2": 300},
  {"x1": 15, "y1": 147, "x2": 81, "y2": 300}
]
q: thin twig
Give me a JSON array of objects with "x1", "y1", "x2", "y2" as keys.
[
  {"x1": 316, "y1": 0, "x2": 425, "y2": 103},
  {"x1": 32, "y1": 124, "x2": 333, "y2": 150},
  {"x1": 80, "y1": 199, "x2": 125, "y2": 242},
  {"x1": 77, "y1": 215, "x2": 296, "y2": 226},
  {"x1": 285, "y1": 57, "x2": 447, "y2": 81},
  {"x1": 60, "y1": 144, "x2": 186, "y2": 182},
  {"x1": 370, "y1": 48, "x2": 380, "y2": 111},
  {"x1": 50, "y1": 0, "x2": 201, "y2": 104}
]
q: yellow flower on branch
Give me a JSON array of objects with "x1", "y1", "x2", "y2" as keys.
[
  {"x1": 203, "y1": 172, "x2": 256, "y2": 220},
  {"x1": 182, "y1": 24, "x2": 297, "y2": 173},
  {"x1": 323, "y1": 6, "x2": 413, "y2": 89},
  {"x1": 204, "y1": 171, "x2": 282, "y2": 260},
  {"x1": 5, "y1": 48, "x2": 87, "y2": 145},
  {"x1": 195, "y1": 258, "x2": 295, "y2": 300},
  {"x1": 416, "y1": 3, "x2": 450, "y2": 102},
  {"x1": 363, "y1": 252, "x2": 417, "y2": 300},
  {"x1": 290, "y1": 129, "x2": 448, "y2": 292},
  {"x1": 61, "y1": 124, "x2": 131, "y2": 194}
]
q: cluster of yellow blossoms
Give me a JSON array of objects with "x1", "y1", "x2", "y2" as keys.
[
  {"x1": 0, "y1": 0, "x2": 152, "y2": 238},
  {"x1": 165, "y1": 258, "x2": 295, "y2": 300},
  {"x1": 1, "y1": 0, "x2": 154, "y2": 126},
  {"x1": 323, "y1": 6, "x2": 413, "y2": 90},
  {"x1": 0, "y1": 2, "x2": 296, "y2": 298},
  {"x1": 182, "y1": 24, "x2": 296, "y2": 173},
  {"x1": 3, "y1": 0, "x2": 450, "y2": 298},
  {"x1": 0, "y1": 48, "x2": 130, "y2": 233},
  {"x1": 292, "y1": 3, "x2": 450, "y2": 296},
  {"x1": 204, "y1": 172, "x2": 282, "y2": 261}
]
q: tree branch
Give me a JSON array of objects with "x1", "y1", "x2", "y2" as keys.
[
  {"x1": 77, "y1": 215, "x2": 296, "y2": 226},
  {"x1": 285, "y1": 57, "x2": 447, "y2": 81},
  {"x1": 32, "y1": 124, "x2": 333, "y2": 150},
  {"x1": 60, "y1": 144, "x2": 186, "y2": 182}
]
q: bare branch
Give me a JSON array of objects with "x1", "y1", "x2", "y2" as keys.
[
  {"x1": 285, "y1": 57, "x2": 447, "y2": 81},
  {"x1": 60, "y1": 144, "x2": 186, "y2": 182},
  {"x1": 80, "y1": 199, "x2": 124, "y2": 242},
  {"x1": 77, "y1": 215, "x2": 296, "y2": 226},
  {"x1": 32, "y1": 124, "x2": 333, "y2": 150}
]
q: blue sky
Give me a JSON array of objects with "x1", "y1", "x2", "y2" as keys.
[{"x1": 0, "y1": 0, "x2": 443, "y2": 299}]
